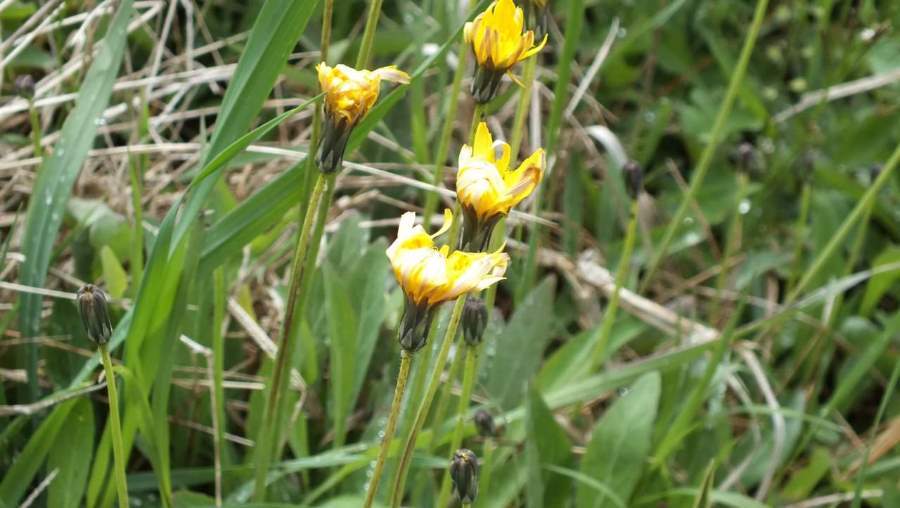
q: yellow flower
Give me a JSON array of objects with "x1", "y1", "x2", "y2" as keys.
[
  {"x1": 387, "y1": 210, "x2": 508, "y2": 352},
  {"x1": 387, "y1": 210, "x2": 509, "y2": 308},
  {"x1": 315, "y1": 63, "x2": 409, "y2": 172},
  {"x1": 456, "y1": 122, "x2": 543, "y2": 249},
  {"x1": 464, "y1": 0, "x2": 548, "y2": 103}
]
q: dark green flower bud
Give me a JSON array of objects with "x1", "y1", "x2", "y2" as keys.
[
  {"x1": 470, "y1": 66, "x2": 505, "y2": 105},
  {"x1": 398, "y1": 299, "x2": 436, "y2": 353},
  {"x1": 316, "y1": 114, "x2": 353, "y2": 174},
  {"x1": 623, "y1": 160, "x2": 643, "y2": 201},
  {"x1": 450, "y1": 448, "x2": 479, "y2": 504},
  {"x1": 15, "y1": 75, "x2": 35, "y2": 100},
  {"x1": 462, "y1": 297, "x2": 488, "y2": 346},
  {"x1": 732, "y1": 142, "x2": 764, "y2": 177},
  {"x1": 77, "y1": 284, "x2": 113, "y2": 345},
  {"x1": 522, "y1": 0, "x2": 550, "y2": 41},
  {"x1": 473, "y1": 409, "x2": 497, "y2": 438}
]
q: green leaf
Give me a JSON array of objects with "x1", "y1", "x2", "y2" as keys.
[
  {"x1": 861, "y1": 246, "x2": 900, "y2": 316},
  {"x1": 16, "y1": 0, "x2": 134, "y2": 399},
  {"x1": 0, "y1": 399, "x2": 77, "y2": 505},
  {"x1": 525, "y1": 386, "x2": 573, "y2": 508},
  {"x1": 576, "y1": 372, "x2": 661, "y2": 508},
  {"x1": 99, "y1": 245, "x2": 128, "y2": 298},
  {"x1": 323, "y1": 262, "x2": 359, "y2": 448},
  {"x1": 47, "y1": 398, "x2": 95, "y2": 508},
  {"x1": 485, "y1": 277, "x2": 556, "y2": 410}
]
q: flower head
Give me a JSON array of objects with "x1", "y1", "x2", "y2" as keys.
[
  {"x1": 457, "y1": 122, "x2": 544, "y2": 249},
  {"x1": 77, "y1": 284, "x2": 113, "y2": 345},
  {"x1": 464, "y1": 0, "x2": 547, "y2": 103},
  {"x1": 450, "y1": 449, "x2": 480, "y2": 504},
  {"x1": 315, "y1": 63, "x2": 409, "y2": 173},
  {"x1": 387, "y1": 210, "x2": 509, "y2": 308}
]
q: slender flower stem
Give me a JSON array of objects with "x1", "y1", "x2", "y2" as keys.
[
  {"x1": 436, "y1": 345, "x2": 478, "y2": 508},
  {"x1": 355, "y1": 0, "x2": 384, "y2": 68},
  {"x1": 252, "y1": 3, "x2": 335, "y2": 498},
  {"x1": 423, "y1": 40, "x2": 469, "y2": 229},
  {"x1": 389, "y1": 295, "x2": 468, "y2": 507},
  {"x1": 711, "y1": 172, "x2": 749, "y2": 325},
  {"x1": 480, "y1": 439, "x2": 496, "y2": 500},
  {"x1": 364, "y1": 351, "x2": 413, "y2": 508},
  {"x1": 99, "y1": 343, "x2": 129, "y2": 508},
  {"x1": 211, "y1": 267, "x2": 227, "y2": 507},
  {"x1": 587, "y1": 199, "x2": 638, "y2": 372},
  {"x1": 28, "y1": 102, "x2": 42, "y2": 158},
  {"x1": 509, "y1": 57, "x2": 537, "y2": 160},
  {"x1": 639, "y1": 0, "x2": 770, "y2": 293},
  {"x1": 786, "y1": 181, "x2": 811, "y2": 295},
  {"x1": 253, "y1": 174, "x2": 328, "y2": 501},
  {"x1": 469, "y1": 103, "x2": 484, "y2": 139}
]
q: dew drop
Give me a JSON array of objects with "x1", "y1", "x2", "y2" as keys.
[
  {"x1": 683, "y1": 217, "x2": 695, "y2": 226},
  {"x1": 739, "y1": 199, "x2": 751, "y2": 215}
]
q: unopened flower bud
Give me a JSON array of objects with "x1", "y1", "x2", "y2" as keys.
[
  {"x1": 398, "y1": 300, "x2": 436, "y2": 353},
  {"x1": 450, "y1": 448, "x2": 479, "y2": 504},
  {"x1": 15, "y1": 75, "x2": 35, "y2": 100},
  {"x1": 623, "y1": 160, "x2": 643, "y2": 200},
  {"x1": 473, "y1": 409, "x2": 497, "y2": 438},
  {"x1": 462, "y1": 297, "x2": 488, "y2": 346},
  {"x1": 732, "y1": 142, "x2": 764, "y2": 177},
  {"x1": 77, "y1": 285, "x2": 113, "y2": 345}
]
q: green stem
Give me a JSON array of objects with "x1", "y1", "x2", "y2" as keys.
[
  {"x1": 785, "y1": 181, "x2": 811, "y2": 295},
  {"x1": 639, "y1": 0, "x2": 770, "y2": 292},
  {"x1": 480, "y1": 439, "x2": 496, "y2": 502},
  {"x1": 364, "y1": 351, "x2": 413, "y2": 508},
  {"x1": 128, "y1": 154, "x2": 144, "y2": 295},
  {"x1": 355, "y1": 0, "x2": 384, "y2": 68},
  {"x1": 423, "y1": 40, "x2": 469, "y2": 229},
  {"x1": 711, "y1": 172, "x2": 749, "y2": 324},
  {"x1": 389, "y1": 295, "x2": 468, "y2": 507},
  {"x1": 211, "y1": 267, "x2": 227, "y2": 507},
  {"x1": 850, "y1": 354, "x2": 900, "y2": 508},
  {"x1": 253, "y1": 173, "x2": 328, "y2": 501},
  {"x1": 428, "y1": 336, "x2": 464, "y2": 448},
  {"x1": 28, "y1": 103, "x2": 42, "y2": 158},
  {"x1": 509, "y1": 57, "x2": 537, "y2": 159},
  {"x1": 100, "y1": 344, "x2": 130, "y2": 508},
  {"x1": 587, "y1": 199, "x2": 638, "y2": 371},
  {"x1": 436, "y1": 345, "x2": 478, "y2": 508}
]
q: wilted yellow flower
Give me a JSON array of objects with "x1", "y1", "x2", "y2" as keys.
[
  {"x1": 387, "y1": 210, "x2": 509, "y2": 352},
  {"x1": 315, "y1": 63, "x2": 410, "y2": 173},
  {"x1": 456, "y1": 122, "x2": 544, "y2": 250},
  {"x1": 464, "y1": 0, "x2": 548, "y2": 103}
]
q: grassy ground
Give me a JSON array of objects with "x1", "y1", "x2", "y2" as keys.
[{"x1": 1, "y1": 0, "x2": 899, "y2": 506}]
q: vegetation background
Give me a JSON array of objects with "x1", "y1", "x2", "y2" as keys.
[{"x1": 0, "y1": 0, "x2": 898, "y2": 507}]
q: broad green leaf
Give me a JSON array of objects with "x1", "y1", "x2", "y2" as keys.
[
  {"x1": 324, "y1": 262, "x2": 359, "y2": 448},
  {"x1": 17, "y1": 0, "x2": 134, "y2": 400},
  {"x1": 485, "y1": 277, "x2": 556, "y2": 410},
  {"x1": 861, "y1": 246, "x2": 900, "y2": 315},
  {"x1": 782, "y1": 447, "x2": 831, "y2": 501},
  {"x1": 525, "y1": 386, "x2": 573, "y2": 508},
  {"x1": 47, "y1": 398, "x2": 95, "y2": 508},
  {"x1": 576, "y1": 372, "x2": 661, "y2": 508}
]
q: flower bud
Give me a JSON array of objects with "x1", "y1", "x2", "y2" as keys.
[
  {"x1": 77, "y1": 285, "x2": 113, "y2": 345},
  {"x1": 15, "y1": 75, "x2": 35, "y2": 100},
  {"x1": 623, "y1": 160, "x2": 643, "y2": 201},
  {"x1": 398, "y1": 300, "x2": 436, "y2": 353},
  {"x1": 473, "y1": 409, "x2": 497, "y2": 437},
  {"x1": 450, "y1": 448, "x2": 479, "y2": 504},
  {"x1": 462, "y1": 297, "x2": 488, "y2": 346}
]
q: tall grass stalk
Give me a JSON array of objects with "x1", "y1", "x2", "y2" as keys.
[
  {"x1": 389, "y1": 295, "x2": 468, "y2": 507},
  {"x1": 363, "y1": 351, "x2": 413, "y2": 508},
  {"x1": 99, "y1": 344, "x2": 129, "y2": 508},
  {"x1": 253, "y1": 2, "x2": 335, "y2": 499},
  {"x1": 587, "y1": 199, "x2": 639, "y2": 371},
  {"x1": 423, "y1": 41, "x2": 469, "y2": 229},
  {"x1": 639, "y1": 0, "x2": 771, "y2": 292},
  {"x1": 436, "y1": 344, "x2": 478, "y2": 507}
]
